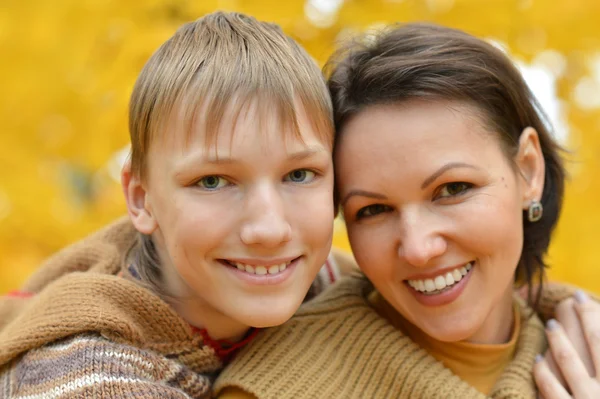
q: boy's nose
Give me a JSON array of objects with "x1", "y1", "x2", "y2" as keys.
[{"x1": 240, "y1": 186, "x2": 292, "y2": 247}]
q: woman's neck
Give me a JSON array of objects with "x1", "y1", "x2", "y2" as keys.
[{"x1": 466, "y1": 285, "x2": 515, "y2": 344}]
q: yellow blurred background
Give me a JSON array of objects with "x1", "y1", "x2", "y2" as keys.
[{"x1": 2, "y1": 0, "x2": 600, "y2": 294}]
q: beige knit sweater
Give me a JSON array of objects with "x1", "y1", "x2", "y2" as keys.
[{"x1": 215, "y1": 274, "x2": 581, "y2": 399}]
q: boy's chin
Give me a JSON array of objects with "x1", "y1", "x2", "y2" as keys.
[{"x1": 236, "y1": 299, "x2": 303, "y2": 329}]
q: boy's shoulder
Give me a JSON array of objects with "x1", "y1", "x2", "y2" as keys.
[{"x1": 21, "y1": 216, "x2": 137, "y2": 293}]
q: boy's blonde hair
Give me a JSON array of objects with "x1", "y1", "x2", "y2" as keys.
[{"x1": 129, "y1": 11, "x2": 333, "y2": 180}]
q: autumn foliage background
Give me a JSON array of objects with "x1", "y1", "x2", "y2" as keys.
[{"x1": 2, "y1": 0, "x2": 600, "y2": 293}]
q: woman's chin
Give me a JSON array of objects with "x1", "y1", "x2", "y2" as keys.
[{"x1": 417, "y1": 316, "x2": 482, "y2": 343}]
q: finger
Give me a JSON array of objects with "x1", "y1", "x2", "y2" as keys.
[
  {"x1": 544, "y1": 352, "x2": 567, "y2": 391},
  {"x1": 573, "y1": 290, "x2": 600, "y2": 375},
  {"x1": 556, "y1": 297, "x2": 594, "y2": 378},
  {"x1": 546, "y1": 319, "x2": 592, "y2": 397},
  {"x1": 534, "y1": 355, "x2": 571, "y2": 399}
]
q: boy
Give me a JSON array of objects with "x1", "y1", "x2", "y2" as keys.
[{"x1": 0, "y1": 11, "x2": 347, "y2": 398}]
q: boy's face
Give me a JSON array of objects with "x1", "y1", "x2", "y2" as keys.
[{"x1": 128, "y1": 98, "x2": 334, "y2": 335}]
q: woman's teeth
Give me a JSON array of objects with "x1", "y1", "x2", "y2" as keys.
[
  {"x1": 233, "y1": 261, "x2": 290, "y2": 275},
  {"x1": 407, "y1": 262, "x2": 473, "y2": 294}
]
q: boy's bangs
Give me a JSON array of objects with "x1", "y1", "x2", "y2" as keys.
[{"x1": 175, "y1": 75, "x2": 333, "y2": 151}]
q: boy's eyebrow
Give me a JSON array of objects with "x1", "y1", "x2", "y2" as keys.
[
  {"x1": 174, "y1": 145, "x2": 328, "y2": 173},
  {"x1": 287, "y1": 146, "x2": 329, "y2": 160}
]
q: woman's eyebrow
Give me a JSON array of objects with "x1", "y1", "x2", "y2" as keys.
[
  {"x1": 421, "y1": 162, "x2": 479, "y2": 189},
  {"x1": 341, "y1": 190, "x2": 388, "y2": 207}
]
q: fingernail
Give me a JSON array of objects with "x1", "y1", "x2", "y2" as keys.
[
  {"x1": 574, "y1": 290, "x2": 588, "y2": 304},
  {"x1": 546, "y1": 319, "x2": 559, "y2": 331},
  {"x1": 535, "y1": 354, "x2": 543, "y2": 363}
]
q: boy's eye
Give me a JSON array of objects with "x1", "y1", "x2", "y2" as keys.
[
  {"x1": 437, "y1": 182, "x2": 472, "y2": 198},
  {"x1": 285, "y1": 169, "x2": 316, "y2": 183},
  {"x1": 197, "y1": 175, "x2": 229, "y2": 190},
  {"x1": 356, "y1": 204, "x2": 391, "y2": 219}
]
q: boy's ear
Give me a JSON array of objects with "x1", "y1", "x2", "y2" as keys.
[
  {"x1": 515, "y1": 127, "x2": 545, "y2": 209},
  {"x1": 121, "y1": 161, "x2": 157, "y2": 235}
]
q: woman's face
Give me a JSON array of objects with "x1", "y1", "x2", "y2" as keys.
[{"x1": 336, "y1": 100, "x2": 544, "y2": 344}]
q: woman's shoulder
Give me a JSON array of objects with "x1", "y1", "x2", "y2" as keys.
[{"x1": 1, "y1": 333, "x2": 214, "y2": 399}]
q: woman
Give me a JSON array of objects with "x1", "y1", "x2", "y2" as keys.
[{"x1": 215, "y1": 23, "x2": 599, "y2": 398}]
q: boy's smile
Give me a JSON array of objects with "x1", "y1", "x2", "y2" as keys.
[{"x1": 221, "y1": 256, "x2": 298, "y2": 275}]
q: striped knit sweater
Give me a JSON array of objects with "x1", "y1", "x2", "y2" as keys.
[
  {"x1": 0, "y1": 217, "x2": 341, "y2": 399},
  {"x1": 214, "y1": 274, "x2": 583, "y2": 399}
]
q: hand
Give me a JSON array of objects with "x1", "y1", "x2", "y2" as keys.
[{"x1": 533, "y1": 291, "x2": 600, "y2": 398}]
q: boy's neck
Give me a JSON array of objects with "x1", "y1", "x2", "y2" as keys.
[{"x1": 167, "y1": 296, "x2": 250, "y2": 342}]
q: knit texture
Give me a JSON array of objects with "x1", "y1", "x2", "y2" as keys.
[
  {"x1": 0, "y1": 334, "x2": 215, "y2": 398},
  {"x1": 215, "y1": 274, "x2": 582, "y2": 399}
]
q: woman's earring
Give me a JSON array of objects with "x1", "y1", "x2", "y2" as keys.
[{"x1": 528, "y1": 200, "x2": 543, "y2": 222}]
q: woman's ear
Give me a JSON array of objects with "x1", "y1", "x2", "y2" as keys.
[
  {"x1": 121, "y1": 160, "x2": 157, "y2": 235},
  {"x1": 515, "y1": 127, "x2": 545, "y2": 209}
]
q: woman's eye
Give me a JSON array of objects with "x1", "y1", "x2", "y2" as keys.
[
  {"x1": 285, "y1": 169, "x2": 316, "y2": 183},
  {"x1": 356, "y1": 204, "x2": 391, "y2": 219},
  {"x1": 437, "y1": 182, "x2": 472, "y2": 198},
  {"x1": 197, "y1": 175, "x2": 230, "y2": 190}
]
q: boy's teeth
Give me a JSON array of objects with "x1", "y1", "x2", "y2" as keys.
[
  {"x1": 232, "y1": 261, "x2": 291, "y2": 275},
  {"x1": 407, "y1": 262, "x2": 473, "y2": 294}
]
